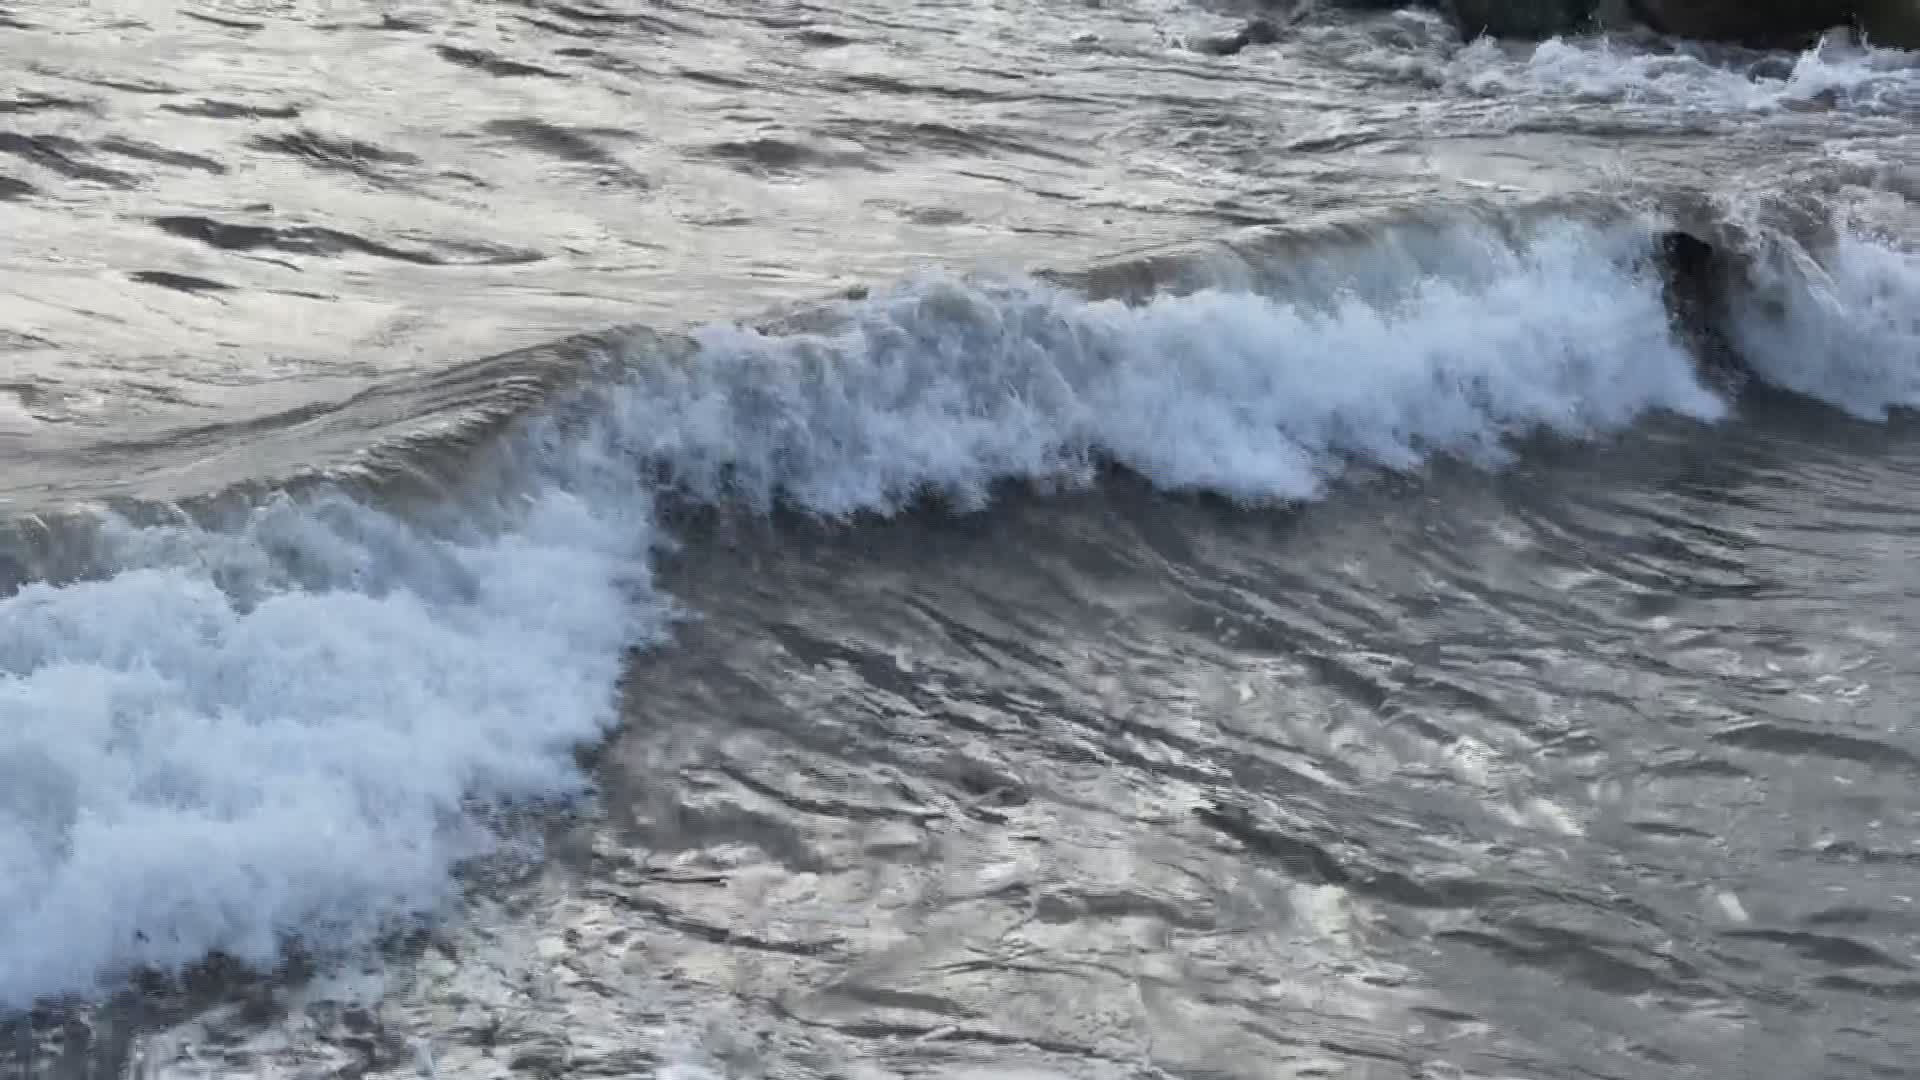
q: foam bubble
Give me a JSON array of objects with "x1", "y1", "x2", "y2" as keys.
[{"x1": 0, "y1": 217, "x2": 1725, "y2": 1007}]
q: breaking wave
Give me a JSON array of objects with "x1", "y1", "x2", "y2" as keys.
[
  {"x1": 3, "y1": 210, "x2": 1918, "y2": 1008},
  {"x1": 1443, "y1": 32, "x2": 1920, "y2": 114}
]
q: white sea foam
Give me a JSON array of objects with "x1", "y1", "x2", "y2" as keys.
[
  {"x1": 639, "y1": 221, "x2": 1723, "y2": 509},
  {"x1": 1728, "y1": 226, "x2": 1920, "y2": 419},
  {"x1": 0, "y1": 486, "x2": 658, "y2": 1002},
  {"x1": 0, "y1": 216, "x2": 1776, "y2": 1007},
  {"x1": 1443, "y1": 34, "x2": 1920, "y2": 115}
]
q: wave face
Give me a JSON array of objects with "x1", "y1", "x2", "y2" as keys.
[{"x1": 0, "y1": 214, "x2": 1745, "y2": 1007}]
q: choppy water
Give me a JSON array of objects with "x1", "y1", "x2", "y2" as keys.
[{"x1": 4, "y1": 2, "x2": 1920, "y2": 1078}]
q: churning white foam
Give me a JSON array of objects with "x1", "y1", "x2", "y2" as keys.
[
  {"x1": 0, "y1": 486, "x2": 658, "y2": 1002},
  {"x1": 1728, "y1": 226, "x2": 1920, "y2": 419},
  {"x1": 640, "y1": 221, "x2": 1724, "y2": 508},
  {"x1": 0, "y1": 216, "x2": 1760, "y2": 1007},
  {"x1": 1444, "y1": 33, "x2": 1920, "y2": 115}
]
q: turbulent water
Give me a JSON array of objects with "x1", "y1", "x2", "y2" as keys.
[{"x1": 5, "y1": 1, "x2": 1920, "y2": 1078}]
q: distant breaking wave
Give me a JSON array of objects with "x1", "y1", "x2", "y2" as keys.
[
  {"x1": 1441, "y1": 32, "x2": 1920, "y2": 114},
  {"x1": 2, "y1": 207, "x2": 1917, "y2": 1008}
]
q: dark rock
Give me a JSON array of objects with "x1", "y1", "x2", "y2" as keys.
[
  {"x1": 1242, "y1": 15, "x2": 1285, "y2": 44},
  {"x1": 1630, "y1": 0, "x2": 1919, "y2": 48},
  {"x1": 1650, "y1": 229, "x2": 1752, "y2": 395},
  {"x1": 1381, "y1": 0, "x2": 1918, "y2": 45},
  {"x1": 1629, "y1": 1, "x2": 1848, "y2": 47},
  {"x1": 1861, "y1": 0, "x2": 1920, "y2": 46},
  {"x1": 1324, "y1": 0, "x2": 1597, "y2": 40},
  {"x1": 1194, "y1": 16, "x2": 1285, "y2": 55},
  {"x1": 1445, "y1": 0, "x2": 1599, "y2": 39}
]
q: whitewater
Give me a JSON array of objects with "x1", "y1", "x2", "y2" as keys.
[{"x1": 5, "y1": 2, "x2": 1920, "y2": 1077}]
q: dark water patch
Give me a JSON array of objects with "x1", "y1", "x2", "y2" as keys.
[
  {"x1": 1721, "y1": 929, "x2": 1906, "y2": 970},
  {"x1": 1193, "y1": 802, "x2": 1354, "y2": 886},
  {"x1": 673, "y1": 67, "x2": 759, "y2": 91},
  {"x1": 709, "y1": 758, "x2": 945, "y2": 826},
  {"x1": 254, "y1": 130, "x2": 420, "y2": 166},
  {"x1": 160, "y1": 99, "x2": 300, "y2": 120},
  {"x1": 128, "y1": 270, "x2": 233, "y2": 294},
  {"x1": 0, "y1": 93, "x2": 93, "y2": 115},
  {"x1": 1193, "y1": 16, "x2": 1286, "y2": 57},
  {"x1": 1813, "y1": 975, "x2": 1920, "y2": 1001},
  {"x1": 436, "y1": 167, "x2": 493, "y2": 190},
  {"x1": 548, "y1": 45, "x2": 654, "y2": 78},
  {"x1": 506, "y1": 0, "x2": 689, "y2": 37},
  {"x1": 181, "y1": 9, "x2": 263, "y2": 31},
  {"x1": 480, "y1": 117, "x2": 617, "y2": 164},
  {"x1": 251, "y1": 129, "x2": 421, "y2": 184},
  {"x1": 392, "y1": 233, "x2": 550, "y2": 266},
  {"x1": 1410, "y1": 1004, "x2": 1483, "y2": 1025},
  {"x1": 0, "y1": 174, "x2": 34, "y2": 199},
  {"x1": 1804, "y1": 907, "x2": 1887, "y2": 927},
  {"x1": 1315, "y1": 1037, "x2": 1409, "y2": 1067},
  {"x1": 700, "y1": 137, "x2": 877, "y2": 176},
  {"x1": 1293, "y1": 648, "x2": 1394, "y2": 711},
  {"x1": 1436, "y1": 925, "x2": 1711, "y2": 998},
  {"x1": 585, "y1": 885, "x2": 841, "y2": 956},
  {"x1": 95, "y1": 136, "x2": 226, "y2": 174},
  {"x1": 735, "y1": 10, "x2": 820, "y2": 31},
  {"x1": 151, "y1": 214, "x2": 545, "y2": 266},
  {"x1": 36, "y1": 70, "x2": 178, "y2": 95},
  {"x1": 1287, "y1": 130, "x2": 1388, "y2": 153},
  {"x1": 433, "y1": 45, "x2": 567, "y2": 79},
  {"x1": 1708, "y1": 721, "x2": 1920, "y2": 771},
  {"x1": 823, "y1": 118, "x2": 1086, "y2": 166},
  {"x1": 0, "y1": 330, "x2": 53, "y2": 350},
  {"x1": 1643, "y1": 754, "x2": 1751, "y2": 779},
  {"x1": 1351, "y1": 864, "x2": 1513, "y2": 911},
  {"x1": 810, "y1": 983, "x2": 972, "y2": 1020},
  {"x1": 789, "y1": 2, "x2": 961, "y2": 40},
  {"x1": 1806, "y1": 841, "x2": 1920, "y2": 868},
  {"x1": 1628, "y1": 820, "x2": 1716, "y2": 839},
  {"x1": 1800, "y1": 907, "x2": 1920, "y2": 939},
  {"x1": 1825, "y1": 1051, "x2": 1920, "y2": 1080},
  {"x1": 795, "y1": 27, "x2": 857, "y2": 47},
  {"x1": 516, "y1": 13, "x2": 612, "y2": 37},
  {"x1": 901, "y1": 205, "x2": 969, "y2": 225},
  {"x1": 1034, "y1": 887, "x2": 1217, "y2": 928},
  {"x1": 0, "y1": 132, "x2": 138, "y2": 187},
  {"x1": 838, "y1": 72, "x2": 1008, "y2": 102}
]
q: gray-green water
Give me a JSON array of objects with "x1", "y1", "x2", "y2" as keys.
[{"x1": 4, "y1": 3, "x2": 1920, "y2": 1078}]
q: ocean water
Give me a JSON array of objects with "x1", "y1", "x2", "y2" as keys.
[{"x1": 3, "y1": 2, "x2": 1920, "y2": 1078}]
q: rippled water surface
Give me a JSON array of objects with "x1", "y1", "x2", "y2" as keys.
[
  {"x1": 5, "y1": 0, "x2": 1917, "y2": 499},
  {"x1": 4, "y1": 2, "x2": 1920, "y2": 1079}
]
